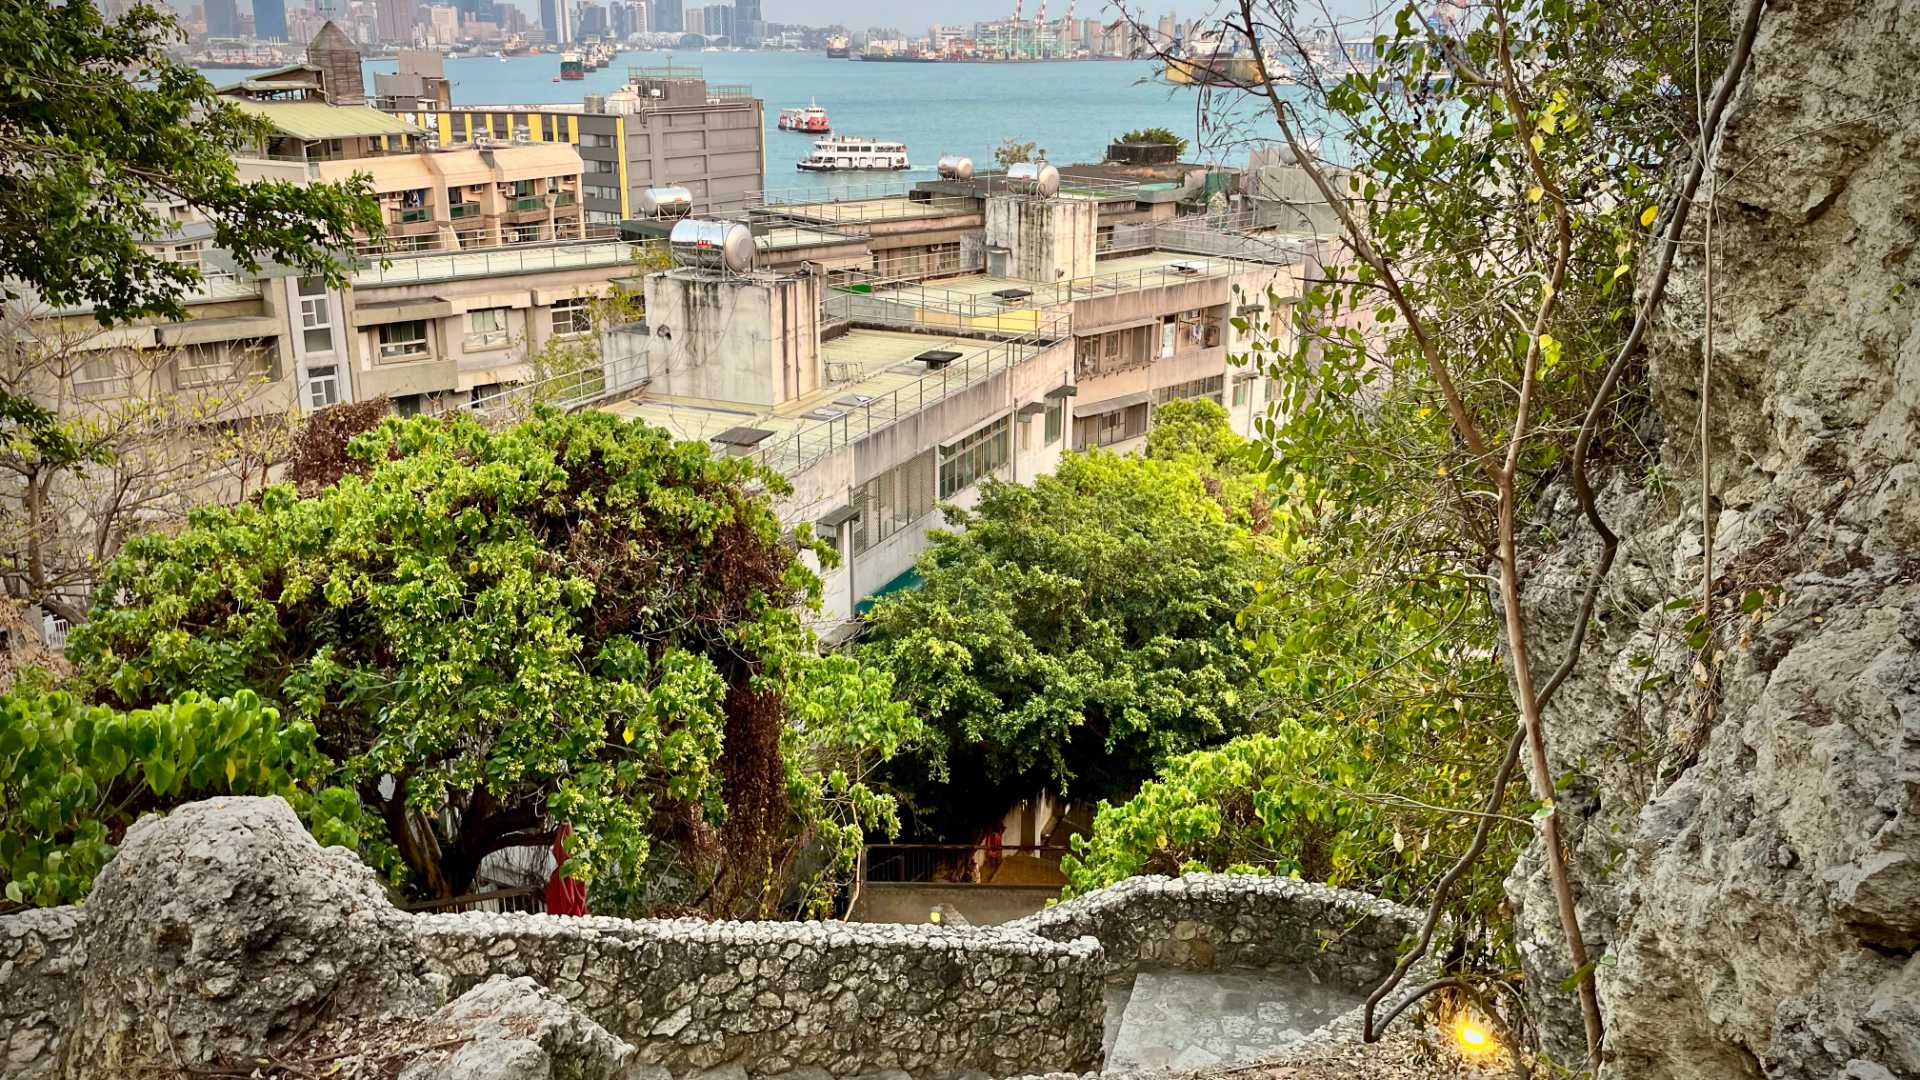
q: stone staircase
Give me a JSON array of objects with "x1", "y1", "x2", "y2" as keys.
[{"x1": 1102, "y1": 968, "x2": 1366, "y2": 1072}]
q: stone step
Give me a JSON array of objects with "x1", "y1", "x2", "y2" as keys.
[{"x1": 1103, "y1": 968, "x2": 1366, "y2": 1073}]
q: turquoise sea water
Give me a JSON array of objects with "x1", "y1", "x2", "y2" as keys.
[{"x1": 202, "y1": 51, "x2": 1332, "y2": 200}]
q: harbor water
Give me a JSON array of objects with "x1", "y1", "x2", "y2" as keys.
[{"x1": 200, "y1": 51, "x2": 1337, "y2": 200}]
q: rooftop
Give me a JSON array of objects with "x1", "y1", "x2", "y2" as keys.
[
  {"x1": 847, "y1": 251, "x2": 1258, "y2": 320},
  {"x1": 755, "y1": 194, "x2": 981, "y2": 226},
  {"x1": 226, "y1": 98, "x2": 424, "y2": 141},
  {"x1": 349, "y1": 239, "x2": 640, "y2": 288},
  {"x1": 600, "y1": 324, "x2": 1063, "y2": 476}
]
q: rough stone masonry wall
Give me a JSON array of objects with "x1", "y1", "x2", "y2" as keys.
[
  {"x1": 1009, "y1": 874, "x2": 1421, "y2": 990},
  {"x1": 0, "y1": 907, "x2": 83, "y2": 1080},
  {"x1": 412, "y1": 912, "x2": 1106, "y2": 1078},
  {"x1": 1504, "y1": 0, "x2": 1920, "y2": 1076}
]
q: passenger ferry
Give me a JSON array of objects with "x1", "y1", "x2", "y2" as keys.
[
  {"x1": 777, "y1": 100, "x2": 831, "y2": 134},
  {"x1": 796, "y1": 136, "x2": 910, "y2": 171}
]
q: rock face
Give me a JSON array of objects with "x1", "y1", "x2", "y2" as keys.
[
  {"x1": 62, "y1": 796, "x2": 439, "y2": 1075},
  {"x1": 1507, "y1": 0, "x2": 1920, "y2": 1076},
  {"x1": 396, "y1": 976, "x2": 643, "y2": 1080}
]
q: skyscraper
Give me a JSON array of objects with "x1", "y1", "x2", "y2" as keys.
[
  {"x1": 205, "y1": 0, "x2": 239, "y2": 36},
  {"x1": 375, "y1": 0, "x2": 418, "y2": 41},
  {"x1": 540, "y1": 0, "x2": 572, "y2": 41},
  {"x1": 732, "y1": 0, "x2": 758, "y2": 46},
  {"x1": 253, "y1": 0, "x2": 288, "y2": 39},
  {"x1": 651, "y1": 0, "x2": 681, "y2": 33}
]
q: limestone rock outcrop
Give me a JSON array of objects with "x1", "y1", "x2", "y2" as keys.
[
  {"x1": 1507, "y1": 0, "x2": 1920, "y2": 1076},
  {"x1": 396, "y1": 976, "x2": 645, "y2": 1080},
  {"x1": 62, "y1": 796, "x2": 441, "y2": 1074}
]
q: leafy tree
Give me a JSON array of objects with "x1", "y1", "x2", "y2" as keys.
[
  {"x1": 862, "y1": 405, "x2": 1279, "y2": 836},
  {"x1": 0, "y1": 1, "x2": 382, "y2": 324},
  {"x1": 1117, "y1": 126, "x2": 1190, "y2": 157},
  {"x1": 0, "y1": 686, "x2": 369, "y2": 907},
  {"x1": 69, "y1": 410, "x2": 917, "y2": 915},
  {"x1": 993, "y1": 138, "x2": 1044, "y2": 168}
]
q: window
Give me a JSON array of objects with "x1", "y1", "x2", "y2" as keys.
[
  {"x1": 306, "y1": 364, "x2": 340, "y2": 410},
  {"x1": 466, "y1": 307, "x2": 510, "y2": 348},
  {"x1": 550, "y1": 298, "x2": 591, "y2": 336},
  {"x1": 297, "y1": 277, "x2": 334, "y2": 355},
  {"x1": 377, "y1": 320, "x2": 430, "y2": 361},
  {"x1": 584, "y1": 184, "x2": 621, "y2": 201},
  {"x1": 938, "y1": 416, "x2": 1010, "y2": 499},
  {"x1": 852, "y1": 451, "x2": 936, "y2": 556},
  {"x1": 1074, "y1": 403, "x2": 1149, "y2": 450},
  {"x1": 72, "y1": 353, "x2": 129, "y2": 398},
  {"x1": 1044, "y1": 399, "x2": 1063, "y2": 445},
  {"x1": 583, "y1": 132, "x2": 617, "y2": 148},
  {"x1": 1266, "y1": 376, "x2": 1281, "y2": 401},
  {"x1": 175, "y1": 339, "x2": 274, "y2": 388},
  {"x1": 585, "y1": 158, "x2": 617, "y2": 174},
  {"x1": 1153, "y1": 375, "x2": 1225, "y2": 406},
  {"x1": 1232, "y1": 379, "x2": 1250, "y2": 407}
]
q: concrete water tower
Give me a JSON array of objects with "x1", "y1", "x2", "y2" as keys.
[
  {"x1": 642, "y1": 221, "x2": 823, "y2": 408},
  {"x1": 985, "y1": 161, "x2": 1097, "y2": 284}
]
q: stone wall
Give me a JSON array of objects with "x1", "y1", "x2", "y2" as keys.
[
  {"x1": 0, "y1": 907, "x2": 82, "y2": 1080},
  {"x1": 0, "y1": 800, "x2": 1427, "y2": 1080},
  {"x1": 411, "y1": 912, "x2": 1106, "y2": 1078},
  {"x1": 1008, "y1": 874, "x2": 1420, "y2": 990}
]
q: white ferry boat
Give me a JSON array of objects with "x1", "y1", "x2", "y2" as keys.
[{"x1": 796, "y1": 136, "x2": 910, "y2": 171}]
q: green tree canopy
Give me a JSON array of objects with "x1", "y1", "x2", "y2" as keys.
[
  {"x1": 1117, "y1": 126, "x2": 1190, "y2": 157},
  {"x1": 0, "y1": 1, "x2": 381, "y2": 324},
  {"x1": 861, "y1": 404, "x2": 1281, "y2": 837},
  {"x1": 69, "y1": 410, "x2": 917, "y2": 915}
]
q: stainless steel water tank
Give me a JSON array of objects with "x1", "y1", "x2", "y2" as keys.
[
  {"x1": 639, "y1": 186, "x2": 694, "y2": 218},
  {"x1": 669, "y1": 219, "x2": 754, "y2": 272},
  {"x1": 1005, "y1": 161, "x2": 1060, "y2": 198},
  {"x1": 936, "y1": 154, "x2": 975, "y2": 180}
]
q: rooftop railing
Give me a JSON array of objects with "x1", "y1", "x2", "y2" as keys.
[
  {"x1": 749, "y1": 310, "x2": 1070, "y2": 478},
  {"x1": 349, "y1": 238, "x2": 646, "y2": 287},
  {"x1": 628, "y1": 63, "x2": 705, "y2": 81}
]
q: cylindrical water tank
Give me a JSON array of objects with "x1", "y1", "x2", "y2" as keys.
[
  {"x1": 1005, "y1": 161, "x2": 1060, "y2": 198},
  {"x1": 639, "y1": 186, "x2": 694, "y2": 218},
  {"x1": 669, "y1": 219, "x2": 754, "y2": 273},
  {"x1": 936, "y1": 154, "x2": 975, "y2": 180}
]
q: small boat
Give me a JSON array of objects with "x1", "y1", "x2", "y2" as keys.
[
  {"x1": 797, "y1": 136, "x2": 910, "y2": 171},
  {"x1": 776, "y1": 99, "x2": 830, "y2": 134}
]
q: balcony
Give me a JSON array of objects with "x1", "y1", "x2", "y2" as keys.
[
  {"x1": 449, "y1": 203, "x2": 480, "y2": 220},
  {"x1": 553, "y1": 192, "x2": 577, "y2": 208},
  {"x1": 511, "y1": 195, "x2": 547, "y2": 212},
  {"x1": 397, "y1": 207, "x2": 433, "y2": 224}
]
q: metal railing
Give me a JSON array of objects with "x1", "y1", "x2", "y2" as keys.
[
  {"x1": 464, "y1": 335, "x2": 651, "y2": 420},
  {"x1": 861, "y1": 844, "x2": 1071, "y2": 884},
  {"x1": 709, "y1": 83, "x2": 756, "y2": 99},
  {"x1": 629, "y1": 63, "x2": 706, "y2": 80},
  {"x1": 846, "y1": 257, "x2": 1243, "y2": 321},
  {"x1": 349, "y1": 238, "x2": 646, "y2": 287},
  {"x1": 1105, "y1": 213, "x2": 1308, "y2": 264},
  {"x1": 396, "y1": 207, "x2": 432, "y2": 223},
  {"x1": 510, "y1": 195, "x2": 548, "y2": 212},
  {"x1": 748, "y1": 192, "x2": 982, "y2": 228},
  {"x1": 749, "y1": 311, "x2": 1068, "y2": 478}
]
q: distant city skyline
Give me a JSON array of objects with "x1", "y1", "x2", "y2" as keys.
[{"x1": 192, "y1": 0, "x2": 1385, "y2": 36}]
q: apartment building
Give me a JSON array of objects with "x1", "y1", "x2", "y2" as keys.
[
  {"x1": 759, "y1": 181, "x2": 1305, "y2": 455},
  {"x1": 225, "y1": 73, "x2": 590, "y2": 255},
  {"x1": 388, "y1": 65, "x2": 766, "y2": 225},
  {"x1": 590, "y1": 247, "x2": 1075, "y2": 630}
]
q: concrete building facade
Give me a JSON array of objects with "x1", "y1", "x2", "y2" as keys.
[{"x1": 397, "y1": 67, "x2": 765, "y2": 223}]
